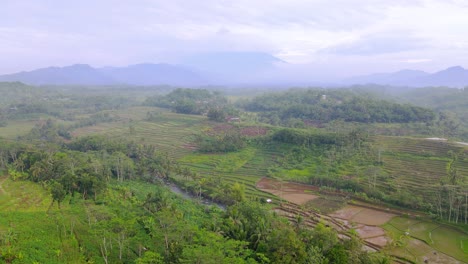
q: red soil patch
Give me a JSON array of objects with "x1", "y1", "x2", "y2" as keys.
[
  {"x1": 240, "y1": 126, "x2": 268, "y2": 136},
  {"x1": 256, "y1": 177, "x2": 319, "y2": 205}
]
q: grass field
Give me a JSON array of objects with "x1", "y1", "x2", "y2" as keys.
[
  {"x1": 0, "y1": 176, "x2": 86, "y2": 263},
  {"x1": 0, "y1": 120, "x2": 37, "y2": 139}
]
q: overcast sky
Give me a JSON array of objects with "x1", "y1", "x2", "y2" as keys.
[{"x1": 1, "y1": 0, "x2": 468, "y2": 76}]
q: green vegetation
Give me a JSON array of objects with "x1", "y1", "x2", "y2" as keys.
[
  {"x1": 400, "y1": 87, "x2": 468, "y2": 139},
  {"x1": 1, "y1": 82, "x2": 468, "y2": 263},
  {"x1": 144, "y1": 88, "x2": 228, "y2": 115},
  {"x1": 240, "y1": 88, "x2": 435, "y2": 126},
  {"x1": 384, "y1": 216, "x2": 468, "y2": 262},
  {"x1": 0, "y1": 141, "x2": 386, "y2": 263}
]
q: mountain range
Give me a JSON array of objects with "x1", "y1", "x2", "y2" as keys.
[
  {"x1": 343, "y1": 66, "x2": 468, "y2": 87},
  {"x1": 0, "y1": 52, "x2": 282, "y2": 86},
  {"x1": 0, "y1": 52, "x2": 467, "y2": 87}
]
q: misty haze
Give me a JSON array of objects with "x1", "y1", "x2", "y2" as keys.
[{"x1": 0, "y1": 1, "x2": 467, "y2": 264}]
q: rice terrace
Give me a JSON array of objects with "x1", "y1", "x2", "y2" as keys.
[{"x1": 1, "y1": 75, "x2": 468, "y2": 264}]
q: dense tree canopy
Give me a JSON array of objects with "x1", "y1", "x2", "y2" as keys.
[
  {"x1": 145, "y1": 88, "x2": 228, "y2": 115},
  {"x1": 240, "y1": 89, "x2": 435, "y2": 126}
]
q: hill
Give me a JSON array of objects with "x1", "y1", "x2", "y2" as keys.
[
  {"x1": 0, "y1": 52, "x2": 286, "y2": 86},
  {"x1": 344, "y1": 66, "x2": 468, "y2": 88},
  {"x1": 0, "y1": 64, "x2": 114, "y2": 86}
]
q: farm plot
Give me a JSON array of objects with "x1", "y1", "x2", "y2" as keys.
[
  {"x1": 256, "y1": 177, "x2": 319, "y2": 205},
  {"x1": 72, "y1": 109, "x2": 207, "y2": 159},
  {"x1": 385, "y1": 216, "x2": 468, "y2": 263},
  {"x1": 330, "y1": 205, "x2": 395, "y2": 226},
  {"x1": 329, "y1": 205, "x2": 395, "y2": 248},
  {"x1": 0, "y1": 119, "x2": 43, "y2": 139},
  {"x1": 179, "y1": 147, "x2": 280, "y2": 201}
]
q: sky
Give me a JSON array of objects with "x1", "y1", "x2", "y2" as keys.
[{"x1": 1, "y1": 0, "x2": 468, "y2": 77}]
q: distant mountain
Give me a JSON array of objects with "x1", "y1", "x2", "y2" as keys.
[
  {"x1": 414, "y1": 66, "x2": 468, "y2": 87},
  {"x1": 344, "y1": 66, "x2": 468, "y2": 88},
  {"x1": 181, "y1": 51, "x2": 286, "y2": 83},
  {"x1": 0, "y1": 63, "x2": 206, "y2": 86},
  {"x1": 0, "y1": 52, "x2": 286, "y2": 86},
  {"x1": 345, "y1": 69, "x2": 429, "y2": 86},
  {"x1": 0, "y1": 64, "x2": 115, "y2": 85},
  {"x1": 98, "y1": 63, "x2": 206, "y2": 86}
]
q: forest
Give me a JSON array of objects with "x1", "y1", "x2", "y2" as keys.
[{"x1": 0, "y1": 82, "x2": 467, "y2": 263}]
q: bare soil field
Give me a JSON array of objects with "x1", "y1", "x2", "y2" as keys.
[
  {"x1": 330, "y1": 205, "x2": 395, "y2": 226},
  {"x1": 354, "y1": 224, "x2": 386, "y2": 239},
  {"x1": 256, "y1": 177, "x2": 319, "y2": 205},
  {"x1": 329, "y1": 204, "x2": 396, "y2": 248},
  {"x1": 255, "y1": 177, "x2": 465, "y2": 262}
]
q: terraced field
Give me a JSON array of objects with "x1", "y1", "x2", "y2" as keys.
[
  {"x1": 72, "y1": 107, "x2": 207, "y2": 159},
  {"x1": 384, "y1": 216, "x2": 468, "y2": 263},
  {"x1": 179, "y1": 147, "x2": 280, "y2": 201},
  {"x1": 71, "y1": 107, "x2": 280, "y2": 200},
  {"x1": 372, "y1": 135, "x2": 468, "y2": 202},
  {"x1": 69, "y1": 108, "x2": 468, "y2": 262}
]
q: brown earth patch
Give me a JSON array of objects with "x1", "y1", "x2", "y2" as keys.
[
  {"x1": 181, "y1": 143, "x2": 198, "y2": 150},
  {"x1": 209, "y1": 124, "x2": 234, "y2": 135},
  {"x1": 262, "y1": 189, "x2": 319, "y2": 205},
  {"x1": 240, "y1": 126, "x2": 268, "y2": 137},
  {"x1": 329, "y1": 205, "x2": 363, "y2": 221},
  {"x1": 330, "y1": 205, "x2": 395, "y2": 226},
  {"x1": 365, "y1": 236, "x2": 391, "y2": 248},
  {"x1": 256, "y1": 177, "x2": 319, "y2": 205},
  {"x1": 329, "y1": 204, "x2": 396, "y2": 248},
  {"x1": 355, "y1": 224, "x2": 386, "y2": 238},
  {"x1": 257, "y1": 178, "x2": 395, "y2": 249}
]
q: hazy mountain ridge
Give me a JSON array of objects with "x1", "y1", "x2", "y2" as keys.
[
  {"x1": 1, "y1": 52, "x2": 467, "y2": 87},
  {"x1": 98, "y1": 63, "x2": 206, "y2": 86},
  {"x1": 0, "y1": 52, "x2": 284, "y2": 86},
  {"x1": 344, "y1": 66, "x2": 468, "y2": 87},
  {"x1": 0, "y1": 64, "x2": 115, "y2": 85}
]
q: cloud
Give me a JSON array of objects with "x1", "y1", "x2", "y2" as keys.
[
  {"x1": 0, "y1": 0, "x2": 468, "y2": 74},
  {"x1": 400, "y1": 59, "x2": 432, "y2": 63},
  {"x1": 321, "y1": 32, "x2": 428, "y2": 56}
]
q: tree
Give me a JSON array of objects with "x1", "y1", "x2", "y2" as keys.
[
  {"x1": 135, "y1": 251, "x2": 164, "y2": 264},
  {"x1": 207, "y1": 108, "x2": 226, "y2": 122},
  {"x1": 50, "y1": 181, "x2": 66, "y2": 209},
  {"x1": 230, "y1": 182, "x2": 246, "y2": 203}
]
